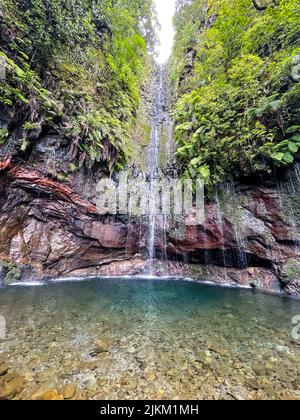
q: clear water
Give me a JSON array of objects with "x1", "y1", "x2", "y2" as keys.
[{"x1": 0, "y1": 278, "x2": 299, "y2": 400}]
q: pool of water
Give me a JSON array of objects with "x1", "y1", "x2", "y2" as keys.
[{"x1": 0, "y1": 277, "x2": 299, "y2": 400}]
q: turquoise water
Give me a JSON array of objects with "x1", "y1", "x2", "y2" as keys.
[{"x1": 0, "y1": 278, "x2": 299, "y2": 400}]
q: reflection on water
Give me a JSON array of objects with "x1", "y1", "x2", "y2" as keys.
[{"x1": 0, "y1": 278, "x2": 299, "y2": 400}]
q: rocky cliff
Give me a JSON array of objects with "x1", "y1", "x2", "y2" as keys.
[{"x1": 1, "y1": 156, "x2": 300, "y2": 295}]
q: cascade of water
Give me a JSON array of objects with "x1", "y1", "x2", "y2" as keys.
[
  {"x1": 45, "y1": 146, "x2": 57, "y2": 175},
  {"x1": 276, "y1": 167, "x2": 300, "y2": 245},
  {"x1": 294, "y1": 163, "x2": 300, "y2": 185},
  {"x1": 224, "y1": 182, "x2": 248, "y2": 269},
  {"x1": 215, "y1": 191, "x2": 228, "y2": 280},
  {"x1": 147, "y1": 65, "x2": 166, "y2": 274}
]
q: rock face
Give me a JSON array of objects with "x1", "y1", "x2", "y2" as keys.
[
  {"x1": 164, "y1": 182, "x2": 300, "y2": 294},
  {"x1": 1, "y1": 160, "x2": 300, "y2": 294},
  {"x1": 0, "y1": 164, "x2": 141, "y2": 280}
]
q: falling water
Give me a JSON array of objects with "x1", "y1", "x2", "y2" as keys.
[
  {"x1": 215, "y1": 191, "x2": 228, "y2": 280},
  {"x1": 276, "y1": 165, "x2": 300, "y2": 245},
  {"x1": 147, "y1": 65, "x2": 166, "y2": 274},
  {"x1": 224, "y1": 182, "x2": 248, "y2": 269}
]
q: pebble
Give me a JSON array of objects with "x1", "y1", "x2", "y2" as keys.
[
  {"x1": 144, "y1": 371, "x2": 157, "y2": 382},
  {"x1": 127, "y1": 346, "x2": 137, "y2": 354},
  {"x1": 95, "y1": 339, "x2": 111, "y2": 353},
  {"x1": 0, "y1": 372, "x2": 25, "y2": 399},
  {"x1": 246, "y1": 378, "x2": 260, "y2": 390},
  {"x1": 251, "y1": 362, "x2": 265, "y2": 376},
  {"x1": 42, "y1": 389, "x2": 64, "y2": 400}
]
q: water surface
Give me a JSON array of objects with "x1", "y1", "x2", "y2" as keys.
[{"x1": 0, "y1": 278, "x2": 299, "y2": 400}]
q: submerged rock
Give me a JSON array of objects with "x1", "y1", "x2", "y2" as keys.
[
  {"x1": 0, "y1": 360, "x2": 9, "y2": 376},
  {"x1": 0, "y1": 372, "x2": 25, "y2": 399},
  {"x1": 143, "y1": 371, "x2": 157, "y2": 382},
  {"x1": 62, "y1": 383, "x2": 77, "y2": 399},
  {"x1": 94, "y1": 339, "x2": 111, "y2": 353},
  {"x1": 42, "y1": 389, "x2": 64, "y2": 400}
]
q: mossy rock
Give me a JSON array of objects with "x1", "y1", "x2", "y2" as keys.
[
  {"x1": 249, "y1": 278, "x2": 262, "y2": 289},
  {"x1": 0, "y1": 260, "x2": 22, "y2": 285},
  {"x1": 280, "y1": 259, "x2": 300, "y2": 285}
]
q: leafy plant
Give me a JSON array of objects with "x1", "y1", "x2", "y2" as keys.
[
  {"x1": 0, "y1": 128, "x2": 9, "y2": 145},
  {"x1": 0, "y1": 0, "x2": 155, "y2": 172}
]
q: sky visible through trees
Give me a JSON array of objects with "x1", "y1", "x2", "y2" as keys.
[{"x1": 154, "y1": 0, "x2": 176, "y2": 63}]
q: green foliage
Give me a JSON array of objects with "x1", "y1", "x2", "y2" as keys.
[
  {"x1": 281, "y1": 259, "x2": 300, "y2": 285},
  {"x1": 0, "y1": 0, "x2": 155, "y2": 173},
  {"x1": 0, "y1": 127, "x2": 9, "y2": 144},
  {"x1": 171, "y1": 0, "x2": 300, "y2": 185}
]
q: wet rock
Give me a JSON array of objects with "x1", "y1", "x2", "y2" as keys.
[
  {"x1": 30, "y1": 387, "x2": 53, "y2": 400},
  {"x1": 263, "y1": 384, "x2": 277, "y2": 399},
  {"x1": 166, "y1": 368, "x2": 177, "y2": 377},
  {"x1": 246, "y1": 378, "x2": 261, "y2": 390},
  {"x1": 36, "y1": 135, "x2": 61, "y2": 153},
  {"x1": 0, "y1": 162, "x2": 299, "y2": 293},
  {"x1": 127, "y1": 346, "x2": 137, "y2": 354},
  {"x1": 280, "y1": 259, "x2": 300, "y2": 295},
  {"x1": 251, "y1": 362, "x2": 265, "y2": 376},
  {"x1": 276, "y1": 345, "x2": 290, "y2": 354},
  {"x1": 95, "y1": 339, "x2": 111, "y2": 353},
  {"x1": 27, "y1": 127, "x2": 42, "y2": 141}
]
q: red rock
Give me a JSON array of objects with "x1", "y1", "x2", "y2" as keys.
[
  {"x1": 0, "y1": 158, "x2": 11, "y2": 171},
  {"x1": 0, "y1": 166, "x2": 299, "y2": 294}
]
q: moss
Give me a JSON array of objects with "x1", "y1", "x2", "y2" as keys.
[
  {"x1": 281, "y1": 259, "x2": 300, "y2": 285},
  {"x1": 0, "y1": 128, "x2": 9, "y2": 145},
  {"x1": 0, "y1": 260, "x2": 22, "y2": 285},
  {"x1": 185, "y1": 264, "x2": 207, "y2": 279},
  {"x1": 56, "y1": 173, "x2": 69, "y2": 182},
  {"x1": 69, "y1": 163, "x2": 78, "y2": 173}
]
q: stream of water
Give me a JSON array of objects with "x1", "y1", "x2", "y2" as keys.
[{"x1": 147, "y1": 65, "x2": 166, "y2": 274}]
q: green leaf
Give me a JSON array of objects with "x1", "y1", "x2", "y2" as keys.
[
  {"x1": 286, "y1": 126, "x2": 300, "y2": 134},
  {"x1": 198, "y1": 165, "x2": 211, "y2": 180},
  {"x1": 268, "y1": 100, "x2": 282, "y2": 111},
  {"x1": 190, "y1": 157, "x2": 201, "y2": 167},
  {"x1": 175, "y1": 122, "x2": 193, "y2": 132},
  {"x1": 283, "y1": 152, "x2": 294, "y2": 164},
  {"x1": 291, "y1": 135, "x2": 300, "y2": 143},
  {"x1": 272, "y1": 152, "x2": 284, "y2": 161},
  {"x1": 272, "y1": 140, "x2": 288, "y2": 151}
]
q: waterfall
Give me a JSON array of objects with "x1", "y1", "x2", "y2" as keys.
[
  {"x1": 215, "y1": 191, "x2": 228, "y2": 281},
  {"x1": 147, "y1": 65, "x2": 166, "y2": 274}
]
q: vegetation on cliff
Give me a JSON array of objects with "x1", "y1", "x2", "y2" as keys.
[
  {"x1": 171, "y1": 0, "x2": 300, "y2": 185},
  {"x1": 0, "y1": 0, "x2": 155, "y2": 172}
]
